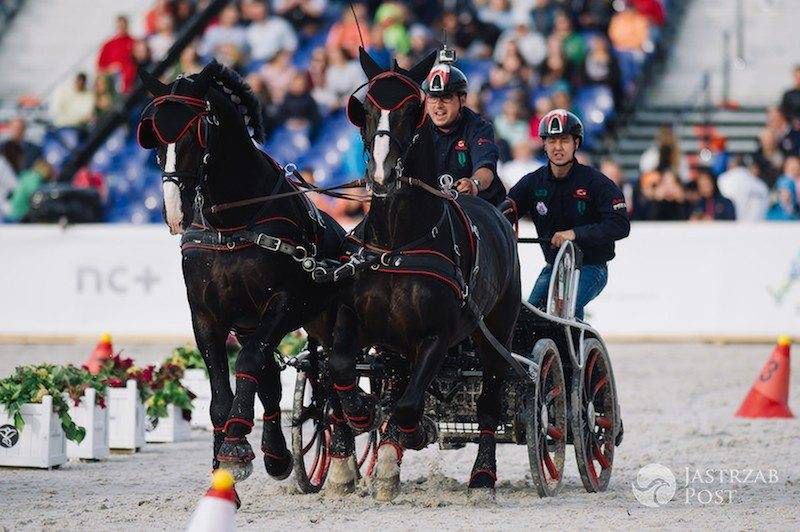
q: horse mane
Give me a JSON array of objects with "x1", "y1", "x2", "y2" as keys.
[{"x1": 199, "y1": 62, "x2": 265, "y2": 143}]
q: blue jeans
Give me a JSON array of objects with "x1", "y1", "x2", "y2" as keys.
[{"x1": 528, "y1": 264, "x2": 608, "y2": 320}]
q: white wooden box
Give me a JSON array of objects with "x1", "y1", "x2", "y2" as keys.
[
  {"x1": 0, "y1": 395, "x2": 67, "y2": 469},
  {"x1": 66, "y1": 388, "x2": 109, "y2": 460},
  {"x1": 182, "y1": 369, "x2": 213, "y2": 430},
  {"x1": 107, "y1": 380, "x2": 145, "y2": 451},
  {"x1": 145, "y1": 404, "x2": 192, "y2": 443}
]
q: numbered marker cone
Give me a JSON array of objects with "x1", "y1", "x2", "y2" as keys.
[
  {"x1": 186, "y1": 470, "x2": 237, "y2": 532},
  {"x1": 736, "y1": 336, "x2": 794, "y2": 418},
  {"x1": 85, "y1": 333, "x2": 113, "y2": 374}
]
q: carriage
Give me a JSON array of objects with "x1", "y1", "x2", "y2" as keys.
[{"x1": 287, "y1": 239, "x2": 622, "y2": 497}]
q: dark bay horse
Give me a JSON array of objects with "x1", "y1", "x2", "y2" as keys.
[
  {"x1": 137, "y1": 62, "x2": 344, "y2": 489},
  {"x1": 327, "y1": 49, "x2": 521, "y2": 500}
]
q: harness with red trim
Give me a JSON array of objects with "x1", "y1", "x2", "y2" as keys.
[{"x1": 315, "y1": 195, "x2": 479, "y2": 303}]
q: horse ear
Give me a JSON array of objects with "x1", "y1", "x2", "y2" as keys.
[
  {"x1": 406, "y1": 50, "x2": 438, "y2": 85},
  {"x1": 358, "y1": 46, "x2": 384, "y2": 80},
  {"x1": 139, "y1": 68, "x2": 167, "y2": 96},
  {"x1": 392, "y1": 59, "x2": 412, "y2": 78},
  {"x1": 347, "y1": 95, "x2": 365, "y2": 128},
  {"x1": 195, "y1": 60, "x2": 219, "y2": 89}
]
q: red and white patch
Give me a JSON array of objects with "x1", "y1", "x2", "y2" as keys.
[
  {"x1": 612, "y1": 198, "x2": 627, "y2": 210},
  {"x1": 476, "y1": 137, "x2": 492, "y2": 146},
  {"x1": 455, "y1": 139, "x2": 467, "y2": 151},
  {"x1": 426, "y1": 65, "x2": 451, "y2": 92},
  {"x1": 573, "y1": 188, "x2": 589, "y2": 199},
  {"x1": 543, "y1": 109, "x2": 569, "y2": 135}
]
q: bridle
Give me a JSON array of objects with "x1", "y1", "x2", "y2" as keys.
[
  {"x1": 140, "y1": 93, "x2": 215, "y2": 200},
  {"x1": 354, "y1": 71, "x2": 429, "y2": 198}
]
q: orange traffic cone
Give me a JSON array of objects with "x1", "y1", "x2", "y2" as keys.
[
  {"x1": 85, "y1": 333, "x2": 113, "y2": 375},
  {"x1": 736, "y1": 336, "x2": 794, "y2": 418},
  {"x1": 186, "y1": 470, "x2": 237, "y2": 532}
]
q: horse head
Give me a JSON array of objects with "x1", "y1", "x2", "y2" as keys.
[
  {"x1": 137, "y1": 61, "x2": 265, "y2": 234},
  {"x1": 347, "y1": 48, "x2": 436, "y2": 198}
]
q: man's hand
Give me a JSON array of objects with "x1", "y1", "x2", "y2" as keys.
[
  {"x1": 551, "y1": 230, "x2": 576, "y2": 247},
  {"x1": 455, "y1": 178, "x2": 479, "y2": 196}
]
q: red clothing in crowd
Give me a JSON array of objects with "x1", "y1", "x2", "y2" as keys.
[
  {"x1": 631, "y1": 0, "x2": 666, "y2": 26},
  {"x1": 97, "y1": 32, "x2": 136, "y2": 92}
]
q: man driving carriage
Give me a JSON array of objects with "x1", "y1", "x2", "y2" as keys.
[
  {"x1": 422, "y1": 55, "x2": 507, "y2": 206},
  {"x1": 505, "y1": 110, "x2": 630, "y2": 320}
]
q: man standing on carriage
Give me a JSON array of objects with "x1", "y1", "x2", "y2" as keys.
[
  {"x1": 505, "y1": 110, "x2": 630, "y2": 320},
  {"x1": 421, "y1": 50, "x2": 507, "y2": 206}
]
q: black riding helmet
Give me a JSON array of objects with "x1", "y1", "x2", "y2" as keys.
[
  {"x1": 422, "y1": 64, "x2": 468, "y2": 96},
  {"x1": 539, "y1": 109, "x2": 584, "y2": 147}
]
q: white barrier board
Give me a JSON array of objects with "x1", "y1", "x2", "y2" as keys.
[{"x1": 1, "y1": 223, "x2": 798, "y2": 339}]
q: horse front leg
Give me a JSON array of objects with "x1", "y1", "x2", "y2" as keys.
[
  {"x1": 217, "y1": 294, "x2": 290, "y2": 482},
  {"x1": 374, "y1": 335, "x2": 447, "y2": 502},
  {"x1": 257, "y1": 356, "x2": 292, "y2": 480},
  {"x1": 470, "y1": 333, "x2": 505, "y2": 498},
  {"x1": 326, "y1": 306, "x2": 377, "y2": 494},
  {"x1": 326, "y1": 399, "x2": 358, "y2": 496},
  {"x1": 190, "y1": 311, "x2": 232, "y2": 472},
  {"x1": 329, "y1": 306, "x2": 380, "y2": 432}
]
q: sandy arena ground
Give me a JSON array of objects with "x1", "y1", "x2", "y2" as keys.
[{"x1": 0, "y1": 342, "x2": 798, "y2": 530}]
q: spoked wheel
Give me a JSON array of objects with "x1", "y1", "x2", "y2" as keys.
[
  {"x1": 353, "y1": 374, "x2": 381, "y2": 478},
  {"x1": 571, "y1": 338, "x2": 618, "y2": 493},
  {"x1": 524, "y1": 338, "x2": 567, "y2": 497},
  {"x1": 291, "y1": 370, "x2": 331, "y2": 493}
]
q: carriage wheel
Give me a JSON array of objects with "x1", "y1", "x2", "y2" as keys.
[
  {"x1": 524, "y1": 338, "x2": 567, "y2": 497},
  {"x1": 571, "y1": 338, "x2": 618, "y2": 493},
  {"x1": 291, "y1": 370, "x2": 331, "y2": 493}
]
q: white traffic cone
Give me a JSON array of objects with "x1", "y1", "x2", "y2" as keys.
[{"x1": 186, "y1": 469, "x2": 237, "y2": 532}]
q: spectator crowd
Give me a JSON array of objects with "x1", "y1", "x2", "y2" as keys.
[
  {"x1": 609, "y1": 64, "x2": 800, "y2": 223},
  {"x1": 5, "y1": 0, "x2": 795, "y2": 224}
]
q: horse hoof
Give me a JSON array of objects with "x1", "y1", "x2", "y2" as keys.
[
  {"x1": 263, "y1": 451, "x2": 293, "y2": 481},
  {"x1": 217, "y1": 440, "x2": 256, "y2": 482},
  {"x1": 373, "y1": 444, "x2": 401, "y2": 502},
  {"x1": 468, "y1": 470, "x2": 497, "y2": 490},
  {"x1": 219, "y1": 460, "x2": 254, "y2": 483},
  {"x1": 398, "y1": 416, "x2": 438, "y2": 451},
  {"x1": 325, "y1": 456, "x2": 356, "y2": 496},
  {"x1": 374, "y1": 475, "x2": 400, "y2": 502}
]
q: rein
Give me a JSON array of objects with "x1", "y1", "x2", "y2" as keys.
[{"x1": 209, "y1": 176, "x2": 368, "y2": 214}]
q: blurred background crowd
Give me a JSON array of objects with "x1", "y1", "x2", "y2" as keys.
[{"x1": 0, "y1": 0, "x2": 797, "y2": 225}]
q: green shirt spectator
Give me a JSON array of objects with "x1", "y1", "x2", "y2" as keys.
[
  {"x1": 375, "y1": 3, "x2": 410, "y2": 55},
  {"x1": 6, "y1": 160, "x2": 53, "y2": 222}
]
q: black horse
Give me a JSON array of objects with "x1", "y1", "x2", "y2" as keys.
[
  {"x1": 327, "y1": 49, "x2": 521, "y2": 500},
  {"x1": 137, "y1": 62, "x2": 344, "y2": 488}
]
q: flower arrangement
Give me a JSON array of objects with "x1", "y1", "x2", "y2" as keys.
[
  {"x1": 96, "y1": 354, "x2": 195, "y2": 421},
  {"x1": 0, "y1": 364, "x2": 86, "y2": 442},
  {"x1": 55, "y1": 365, "x2": 107, "y2": 408},
  {"x1": 96, "y1": 354, "x2": 153, "y2": 403},
  {"x1": 146, "y1": 362, "x2": 195, "y2": 421}
]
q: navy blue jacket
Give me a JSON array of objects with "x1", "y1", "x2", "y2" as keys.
[
  {"x1": 430, "y1": 107, "x2": 506, "y2": 206},
  {"x1": 508, "y1": 162, "x2": 630, "y2": 264}
]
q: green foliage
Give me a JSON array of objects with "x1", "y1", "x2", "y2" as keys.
[
  {"x1": 0, "y1": 364, "x2": 87, "y2": 443},
  {"x1": 168, "y1": 345, "x2": 207, "y2": 373},
  {"x1": 54, "y1": 365, "x2": 107, "y2": 408},
  {"x1": 146, "y1": 362, "x2": 195, "y2": 420}
]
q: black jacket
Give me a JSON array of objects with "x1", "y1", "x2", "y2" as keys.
[
  {"x1": 430, "y1": 107, "x2": 506, "y2": 206},
  {"x1": 508, "y1": 162, "x2": 630, "y2": 264}
]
